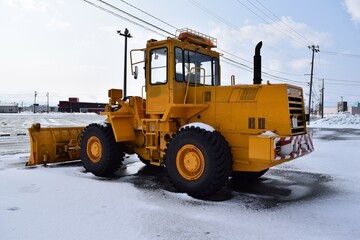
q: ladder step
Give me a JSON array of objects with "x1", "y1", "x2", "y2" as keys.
[
  {"x1": 146, "y1": 146, "x2": 157, "y2": 150},
  {"x1": 146, "y1": 132, "x2": 157, "y2": 136},
  {"x1": 144, "y1": 120, "x2": 159, "y2": 151},
  {"x1": 150, "y1": 159, "x2": 161, "y2": 166}
]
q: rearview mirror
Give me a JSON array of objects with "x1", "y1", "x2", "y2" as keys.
[{"x1": 134, "y1": 66, "x2": 138, "y2": 79}]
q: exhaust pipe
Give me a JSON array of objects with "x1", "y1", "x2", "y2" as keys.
[{"x1": 253, "y1": 41, "x2": 262, "y2": 85}]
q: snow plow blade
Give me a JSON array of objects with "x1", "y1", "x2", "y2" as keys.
[{"x1": 27, "y1": 123, "x2": 85, "y2": 166}]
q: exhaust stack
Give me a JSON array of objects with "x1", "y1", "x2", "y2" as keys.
[{"x1": 253, "y1": 41, "x2": 262, "y2": 85}]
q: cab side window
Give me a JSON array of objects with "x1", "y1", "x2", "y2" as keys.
[
  {"x1": 150, "y1": 47, "x2": 168, "y2": 84},
  {"x1": 213, "y1": 58, "x2": 220, "y2": 86},
  {"x1": 175, "y1": 47, "x2": 184, "y2": 82}
]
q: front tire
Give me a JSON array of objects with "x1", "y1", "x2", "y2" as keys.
[
  {"x1": 80, "y1": 123, "x2": 124, "y2": 177},
  {"x1": 232, "y1": 169, "x2": 268, "y2": 182},
  {"x1": 165, "y1": 126, "x2": 232, "y2": 198}
]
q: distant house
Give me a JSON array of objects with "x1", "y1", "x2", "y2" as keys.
[
  {"x1": 58, "y1": 98, "x2": 107, "y2": 113},
  {"x1": 337, "y1": 101, "x2": 348, "y2": 112},
  {"x1": 352, "y1": 102, "x2": 360, "y2": 115},
  {"x1": 0, "y1": 103, "x2": 18, "y2": 113}
]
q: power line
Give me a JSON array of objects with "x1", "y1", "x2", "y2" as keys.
[
  {"x1": 187, "y1": 0, "x2": 307, "y2": 63},
  {"x1": 220, "y1": 47, "x2": 296, "y2": 74},
  {"x1": 265, "y1": 44, "x2": 303, "y2": 60},
  {"x1": 324, "y1": 82, "x2": 360, "y2": 86},
  {"x1": 312, "y1": 88, "x2": 320, "y2": 100},
  {"x1": 217, "y1": 48, "x2": 252, "y2": 64},
  {"x1": 253, "y1": 0, "x2": 312, "y2": 46},
  {"x1": 222, "y1": 55, "x2": 305, "y2": 85},
  {"x1": 235, "y1": 0, "x2": 309, "y2": 47},
  {"x1": 263, "y1": 67, "x2": 305, "y2": 77},
  {"x1": 246, "y1": 0, "x2": 310, "y2": 46},
  {"x1": 118, "y1": 0, "x2": 178, "y2": 30},
  {"x1": 188, "y1": 0, "x2": 312, "y2": 48},
  {"x1": 222, "y1": 59, "x2": 252, "y2": 73},
  {"x1": 314, "y1": 51, "x2": 323, "y2": 81},
  {"x1": 312, "y1": 76, "x2": 360, "y2": 84},
  {"x1": 222, "y1": 56, "x2": 252, "y2": 70},
  {"x1": 185, "y1": 0, "x2": 310, "y2": 79},
  {"x1": 218, "y1": 41, "x2": 311, "y2": 83},
  {"x1": 96, "y1": 0, "x2": 174, "y2": 36},
  {"x1": 321, "y1": 50, "x2": 360, "y2": 58},
  {"x1": 187, "y1": 0, "x2": 238, "y2": 29},
  {"x1": 88, "y1": 0, "x2": 360, "y2": 89},
  {"x1": 317, "y1": 77, "x2": 360, "y2": 84},
  {"x1": 218, "y1": 47, "x2": 305, "y2": 78},
  {"x1": 262, "y1": 71, "x2": 305, "y2": 85},
  {"x1": 326, "y1": 91, "x2": 360, "y2": 97},
  {"x1": 81, "y1": 0, "x2": 168, "y2": 37},
  {"x1": 82, "y1": 0, "x2": 310, "y2": 87}
]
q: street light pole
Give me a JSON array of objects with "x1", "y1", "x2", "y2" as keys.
[{"x1": 117, "y1": 28, "x2": 132, "y2": 99}]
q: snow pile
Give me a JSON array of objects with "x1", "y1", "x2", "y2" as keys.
[
  {"x1": 311, "y1": 112, "x2": 360, "y2": 128},
  {"x1": 260, "y1": 131, "x2": 278, "y2": 137}
]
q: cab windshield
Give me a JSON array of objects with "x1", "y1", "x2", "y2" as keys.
[{"x1": 175, "y1": 47, "x2": 220, "y2": 86}]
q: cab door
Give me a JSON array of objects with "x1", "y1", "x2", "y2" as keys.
[{"x1": 146, "y1": 46, "x2": 170, "y2": 114}]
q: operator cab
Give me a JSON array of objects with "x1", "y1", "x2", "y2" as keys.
[{"x1": 141, "y1": 29, "x2": 220, "y2": 114}]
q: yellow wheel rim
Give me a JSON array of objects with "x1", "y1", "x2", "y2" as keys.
[
  {"x1": 176, "y1": 144, "x2": 205, "y2": 180},
  {"x1": 86, "y1": 136, "x2": 102, "y2": 163}
]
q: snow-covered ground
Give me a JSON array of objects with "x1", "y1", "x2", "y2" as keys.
[{"x1": 1, "y1": 112, "x2": 360, "y2": 240}]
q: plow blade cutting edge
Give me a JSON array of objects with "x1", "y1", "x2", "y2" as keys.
[{"x1": 27, "y1": 123, "x2": 85, "y2": 166}]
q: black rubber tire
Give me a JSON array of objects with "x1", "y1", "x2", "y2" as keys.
[
  {"x1": 137, "y1": 155, "x2": 151, "y2": 166},
  {"x1": 165, "y1": 126, "x2": 232, "y2": 199},
  {"x1": 80, "y1": 123, "x2": 124, "y2": 177},
  {"x1": 232, "y1": 169, "x2": 269, "y2": 182}
]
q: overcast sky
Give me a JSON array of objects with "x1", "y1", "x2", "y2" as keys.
[{"x1": 0, "y1": 0, "x2": 359, "y2": 108}]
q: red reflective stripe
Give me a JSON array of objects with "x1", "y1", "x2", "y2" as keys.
[{"x1": 274, "y1": 133, "x2": 313, "y2": 160}]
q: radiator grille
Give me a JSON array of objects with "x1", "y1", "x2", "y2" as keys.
[
  {"x1": 289, "y1": 96, "x2": 305, "y2": 135},
  {"x1": 240, "y1": 89, "x2": 258, "y2": 101}
]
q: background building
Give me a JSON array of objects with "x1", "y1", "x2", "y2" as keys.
[
  {"x1": 0, "y1": 103, "x2": 18, "y2": 113},
  {"x1": 352, "y1": 102, "x2": 360, "y2": 115},
  {"x1": 337, "y1": 101, "x2": 348, "y2": 112},
  {"x1": 58, "y1": 98, "x2": 107, "y2": 113}
]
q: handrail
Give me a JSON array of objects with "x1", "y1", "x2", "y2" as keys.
[
  {"x1": 183, "y1": 67, "x2": 206, "y2": 104},
  {"x1": 130, "y1": 48, "x2": 145, "y2": 77}
]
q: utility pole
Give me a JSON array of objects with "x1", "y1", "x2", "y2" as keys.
[
  {"x1": 320, "y1": 79, "x2": 324, "y2": 118},
  {"x1": 117, "y1": 28, "x2": 132, "y2": 99},
  {"x1": 308, "y1": 45, "x2": 319, "y2": 124},
  {"x1": 34, "y1": 91, "x2": 37, "y2": 113},
  {"x1": 46, "y1": 92, "x2": 49, "y2": 113}
]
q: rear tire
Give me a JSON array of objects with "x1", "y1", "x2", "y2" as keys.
[
  {"x1": 80, "y1": 123, "x2": 124, "y2": 177},
  {"x1": 165, "y1": 126, "x2": 232, "y2": 198}
]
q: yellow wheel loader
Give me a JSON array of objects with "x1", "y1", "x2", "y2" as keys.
[{"x1": 27, "y1": 29, "x2": 314, "y2": 198}]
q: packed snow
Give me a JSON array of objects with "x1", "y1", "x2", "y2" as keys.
[
  {"x1": 1, "y1": 112, "x2": 360, "y2": 240},
  {"x1": 310, "y1": 112, "x2": 360, "y2": 129},
  {"x1": 260, "y1": 130, "x2": 278, "y2": 137}
]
